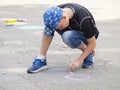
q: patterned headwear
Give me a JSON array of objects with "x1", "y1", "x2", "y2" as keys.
[{"x1": 43, "y1": 7, "x2": 62, "y2": 35}]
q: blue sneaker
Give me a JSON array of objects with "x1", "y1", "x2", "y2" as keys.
[
  {"x1": 82, "y1": 52, "x2": 94, "y2": 68},
  {"x1": 27, "y1": 58, "x2": 47, "y2": 73}
]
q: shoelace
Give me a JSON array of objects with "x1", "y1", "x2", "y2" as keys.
[{"x1": 33, "y1": 59, "x2": 41, "y2": 65}]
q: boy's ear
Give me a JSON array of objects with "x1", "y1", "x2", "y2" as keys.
[{"x1": 62, "y1": 15, "x2": 66, "y2": 19}]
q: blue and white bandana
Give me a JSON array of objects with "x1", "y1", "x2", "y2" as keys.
[{"x1": 43, "y1": 7, "x2": 62, "y2": 35}]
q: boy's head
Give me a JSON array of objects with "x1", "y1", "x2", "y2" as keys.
[{"x1": 43, "y1": 7, "x2": 63, "y2": 31}]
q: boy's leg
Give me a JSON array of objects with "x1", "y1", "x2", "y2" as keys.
[
  {"x1": 62, "y1": 30, "x2": 88, "y2": 48},
  {"x1": 61, "y1": 30, "x2": 94, "y2": 68}
]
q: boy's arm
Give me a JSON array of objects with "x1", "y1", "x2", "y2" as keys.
[
  {"x1": 79, "y1": 36, "x2": 96, "y2": 61},
  {"x1": 69, "y1": 36, "x2": 96, "y2": 71},
  {"x1": 40, "y1": 34, "x2": 53, "y2": 56}
]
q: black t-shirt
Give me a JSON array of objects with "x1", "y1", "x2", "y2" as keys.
[{"x1": 56, "y1": 3, "x2": 99, "y2": 39}]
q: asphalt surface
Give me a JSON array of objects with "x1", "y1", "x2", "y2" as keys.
[{"x1": 0, "y1": 1, "x2": 120, "y2": 90}]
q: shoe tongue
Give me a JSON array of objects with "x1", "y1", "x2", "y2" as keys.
[
  {"x1": 33, "y1": 59, "x2": 40, "y2": 64},
  {"x1": 40, "y1": 59, "x2": 45, "y2": 62}
]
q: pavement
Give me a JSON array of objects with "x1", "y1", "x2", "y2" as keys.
[{"x1": 0, "y1": 0, "x2": 120, "y2": 90}]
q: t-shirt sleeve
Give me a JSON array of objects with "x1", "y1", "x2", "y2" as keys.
[{"x1": 81, "y1": 18, "x2": 98, "y2": 39}]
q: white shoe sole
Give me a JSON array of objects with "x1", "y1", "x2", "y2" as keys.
[{"x1": 27, "y1": 65, "x2": 48, "y2": 73}]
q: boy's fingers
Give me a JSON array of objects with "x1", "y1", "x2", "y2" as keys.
[{"x1": 68, "y1": 63, "x2": 77, "y2": 72}]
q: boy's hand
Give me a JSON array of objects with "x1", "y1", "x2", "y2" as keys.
[
  {"x1": 68, "y1": 60, "x2": 80, "y2": 71},
  {"x1": 69, "y1": 63, "x2": 77, "y2": 71}
]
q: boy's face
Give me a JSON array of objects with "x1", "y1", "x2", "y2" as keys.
[{"x1": 56, "y1": 16, "x2": 69, "y2": 30}]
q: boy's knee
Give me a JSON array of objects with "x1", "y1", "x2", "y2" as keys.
[
  {"x1": 62, "y1": 31, "x2": 72, "y2": 42},
  {"x1": 62, "y1": 31, "x2": 82, "y2": 48}
]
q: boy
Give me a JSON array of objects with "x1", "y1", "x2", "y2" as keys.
[{"x1": 27, "y1": 3, "x2": 99, "y2": 73}]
